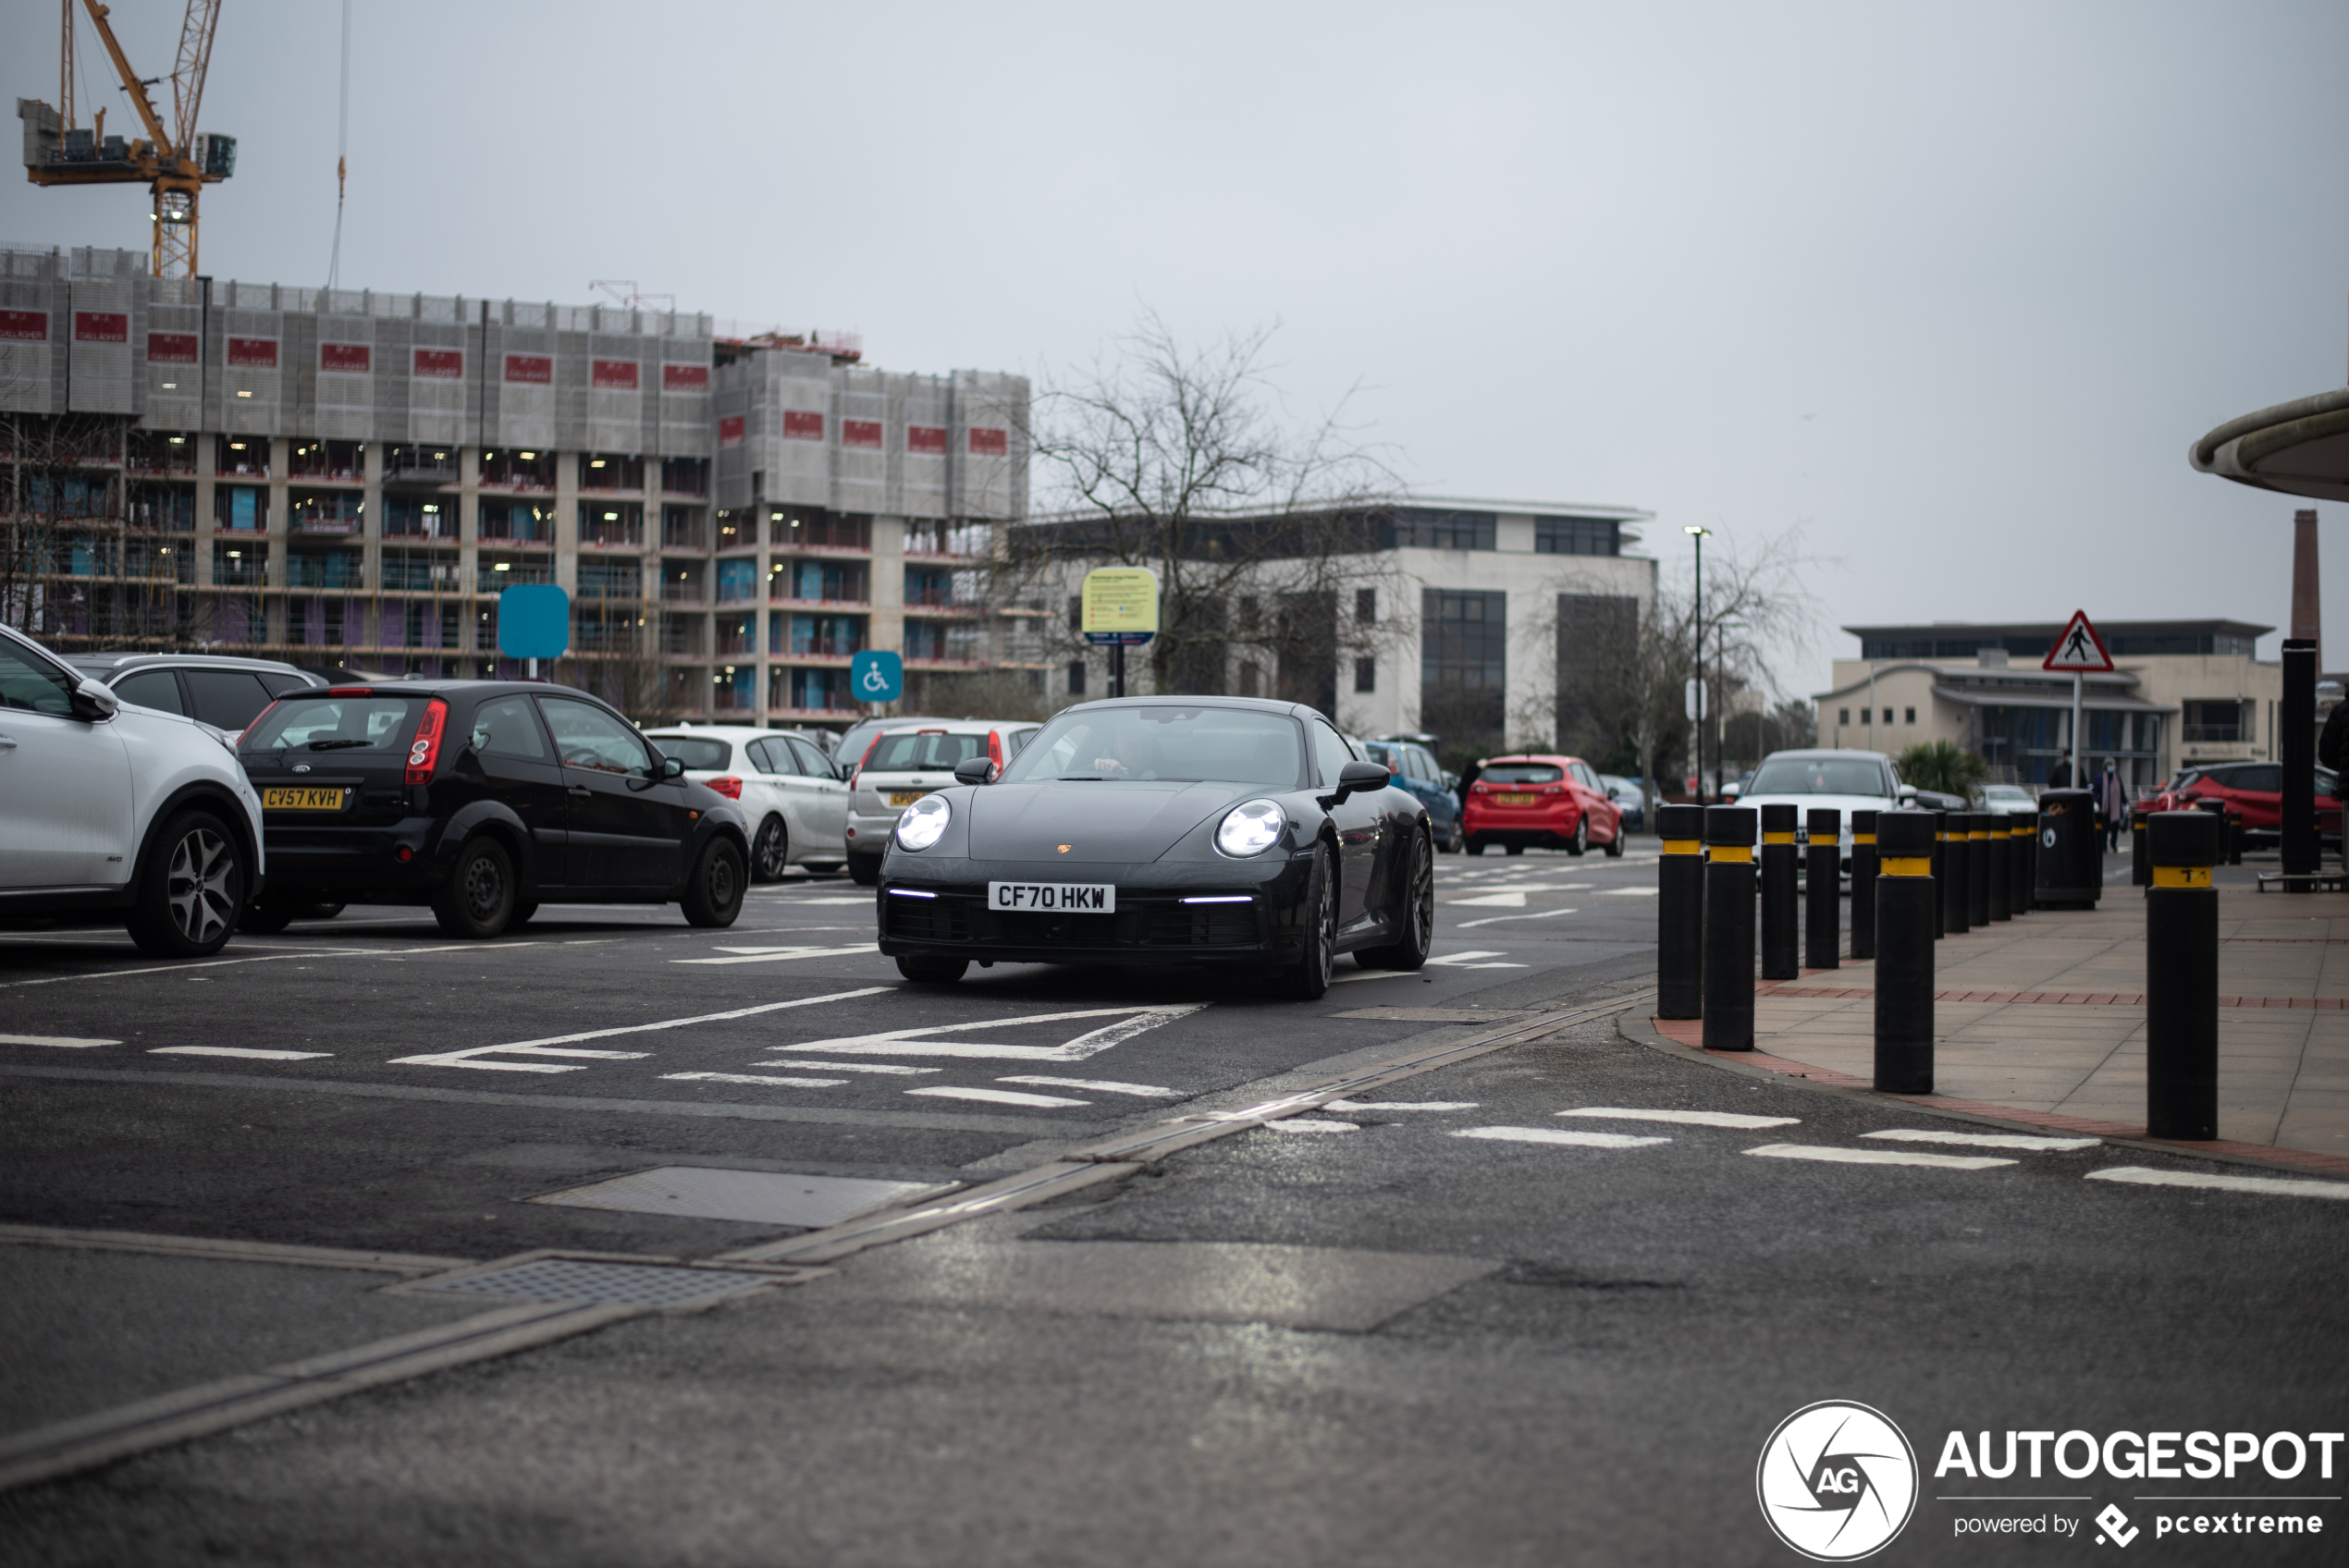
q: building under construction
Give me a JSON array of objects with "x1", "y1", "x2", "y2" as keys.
[{"x1": 0, "y1": 243, "x2": 1033, "y2": 727}]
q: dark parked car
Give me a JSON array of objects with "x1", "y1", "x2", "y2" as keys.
[
  {"x1": 875, "y1": 696, "x2": 1434, "y2": 998},
  {"x1": 235, "y1": 680, "x2": 750, "y2": 937},
  {"x1": 65, "y1": 652, "x2": 324, "y2": 737}
]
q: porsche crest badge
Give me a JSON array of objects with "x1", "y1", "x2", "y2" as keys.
[{"x1": 1057, "y1": 844, "x2": 1073, "y2": 853}]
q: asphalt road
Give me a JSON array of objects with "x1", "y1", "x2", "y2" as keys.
[{"x1": 1, "y1": 841, "x2": 2343, "y2": 1565}]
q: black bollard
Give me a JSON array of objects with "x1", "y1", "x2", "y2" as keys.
[
  {"x1": 1874, "y1": 810, "x2": 1937, "y2": 1094},
  {"x1": 1966, "y1": 812, "x2": 1991, "y2": 929},
  {"x1": 1760, "y1": 803, "x2": 1800, "y2": 982},
  {"x1": 1930, "y1": 810, "x2": 1947, "y2": 939},
  {"x1": 1805, "y1": 808, "x2": 1839, "y2": 971},
  {"x1": 2013, "y1": 809, "x2": 2037, "y2": 913},
  {"x1": 2131, "y1": 806, "x2": 2149, "y2": 888},
  {"x1": 1849, "y1": 810, "x2": 1880, "y2": 960},
  {"x1": 2146, "y1": 810, "x2": 2220, "y2": 1140},
  {"x1": 1986, "y1": 815, "x2": 2011, "y2": 922},
  {"x1": 1656, "y1": 803, "x2": 1705, "y2": 1020},
  {"x1": 1703, "y1": 805, "x2": 1758, "y2": 1051},
  {"x1": 1942, "y1": 811, "x2": 1972, "y2": 935}
]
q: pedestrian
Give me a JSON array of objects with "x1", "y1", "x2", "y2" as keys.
[
  {"x1": 2097, "y1": 758, "x2": 2126, "y2": 851},
  {"x1": 2046, "y1": 751, "x2": 2075, "y2": 790},
  {"x1": 1456, "y1": 757, "x2": 1483, "y2": 814}
]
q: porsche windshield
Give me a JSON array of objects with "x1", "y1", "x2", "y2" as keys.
[
  {"x1": 1745, "y1": 758, "x2": 1889, "y2": 797},
  {"x1": 1001, "y1": 706, "x2": 1305, "y2": 787}
]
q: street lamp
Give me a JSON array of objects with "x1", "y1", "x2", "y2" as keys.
[{"x1": 1685, "y1": 526, "x2": 1711, "y2": 802}]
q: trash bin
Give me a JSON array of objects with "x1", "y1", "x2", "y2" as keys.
[{"x1": 2035, "y1": 788, "x2": 2100, "y2": 907}]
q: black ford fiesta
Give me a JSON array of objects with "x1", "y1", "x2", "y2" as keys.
[
  {"x1": 236, "y1": 680, "x2": 749, "y2": 937},
  {"x1": 875, "y1": 697, "x2": 1434, "y2": 998}
]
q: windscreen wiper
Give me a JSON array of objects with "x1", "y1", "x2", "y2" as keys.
[{"x1": 306, "y1": 739, "x2": 375, "y2": 750}]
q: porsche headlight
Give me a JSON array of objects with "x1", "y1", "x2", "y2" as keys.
[
  {"x1": 894, "y1": 792, "x2": 951, "y2": 851},
  {"x1": 1215, "y1": 799, "x2": 1286, "y2": 858}
]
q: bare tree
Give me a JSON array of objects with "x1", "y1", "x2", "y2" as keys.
[
  {"x1": 1008, "y1": 314, "x2": 1412, "y2": 717},
  {"x1": 2, "y1": 398, "x2": 196, "y2": 651}
]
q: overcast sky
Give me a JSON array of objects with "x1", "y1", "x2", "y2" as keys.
[{"x1": 5, "y1": 1, "x2": 2343, "y2": 695}]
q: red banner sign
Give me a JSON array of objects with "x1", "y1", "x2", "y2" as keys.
[
  {"x1": 320, "y1": 342, "x2": 372, "y2": 373},
  {"x1": 0, "y1": 309, "x2": 47, "y2": 341},
  {"x1": 967, "y1": 426, "x2": 1008, "y2": 456},
  {"x1": 226, "y1": 337, "x2": 278, "y2": 368},
  {"x1": 73, "y1": 311, "x2": 129, "y2": 343},
  {"x1": 906, "y1": 424, "x2": 947, "y2": 454},
  {"x1": 591, "y1": 358, "x2": 638, "y2": 389},
  {"x1": 842, "y1": 419, "x2": 883, "y2": 448},
  {"x1": 412, "y1": 348, "x2": 463, "y2": 378},
  {"x1": 719, "y1": 415, "x2": 745, "y2": 447},
  {"x1": 504, "y1": 354, "x2": 552, "y2": 385},
  {"x1": 783, "y1": 410, "x2": 824, "y2": 440},
  {"x1": 147, "y1": 331, "x2": 199, "y2": 363},
  {"x1": 661, "y1": 362, "x2": 707, "y2": 392}
]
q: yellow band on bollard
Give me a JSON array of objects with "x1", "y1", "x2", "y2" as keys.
[
  {"x1": 1814, "y1": 834, "x2": 1840, "y2": 847},
  {"x1": 1879, "y1": 856, "x2": 1933, "y2": 877},
  {"x1": 1661, "y1": 839, "x2": 1703, "y2": 855},
  {"x1": 1851, "y1": 833, "x2": 1876, "y2": 845},
  {"x1": 1969, "y1": 830, "x2": 1988, "y2": 839},
  {"x1": 2151, "y1": 864, "x2": 2212, "y2": 888},
  {"x1": 1709, "y1": 845, "x2": 1754, "y2": 863},
  {"x1": 1762, "y1": 831, "x2": 1797, "y2": 845}
]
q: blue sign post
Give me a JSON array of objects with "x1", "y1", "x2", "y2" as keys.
[
  {"x1": 851, "y1": 649, "x2": 904, "y2": 705},
  {"x1": 497, "y1": 583, "x2": 571, "y2": 678}
]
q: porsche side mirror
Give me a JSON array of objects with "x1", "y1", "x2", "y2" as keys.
[
  {"x1": 953, "y1": 756, "x2": 997, "y2": 785},
  {"x1": 1333, "y1": 760, "x2": 1391, "y2": 799}
]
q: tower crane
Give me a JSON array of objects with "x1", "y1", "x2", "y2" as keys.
[{"x1": 17, "y1": 0, "x2": 235, "y2": 278}]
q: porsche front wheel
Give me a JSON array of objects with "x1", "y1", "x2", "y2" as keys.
[{"x1": 1277, "y1": 843, "x2": 1336, "y2": 1000}]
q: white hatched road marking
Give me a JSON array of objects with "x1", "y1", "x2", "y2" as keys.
[
  {"x1": 1330, "y1": 969, "x2": 1414, "y2": 985},
  {"x1": 1863, "y1": 1129, "x2": 2099, "y2": 1152},
  {"x1": 2085, "y1": 1166, "x2": 2349, "y2": 1200},
  {"x1": 1457, "y1": 908, "x2": 1580, "y2": 929},
  {"x1": 1323, "y1": 1099, "x2": 1479, "y2": 1112},
  {"x1": 151, "y1": 1046, "x2": 331, "y2": 1060},
  {"x1": 906, "y1": 1085, "x2": 1090, "y2": 1109},
  {"x1": 661, "y1": 1072, "x2": 850, "y2": 1088},
  {"x1": 1426, "y1": 951, "x2": 1526, "y2": 969},
  {"x1": 998, "y1": 1075, "x2": 1182, "y2": 1098},
  {"x1": 1744, "y1": 1144, "x2": 2015, "y2": 1170},
  {"x1": 1454, "y1": 1127, "x2": 1670, "y2": 1149},
  {"x1": 771, "y1": 1003, "x2": 1207, "y2": 1062},
  {"x1": 389, "y1": 986, "x2": 891, "y2": 1073},
  {"x1": 1601, "y1": 887, "x2": 1658, "y2": 896},
  {"x1": 753, "y1": 1060, "x2": 939, "y2": 1075},
  {"x1": 1561, "y1": 1107, "x2": 1799, "y2": 1130},
  {"x1": 4, "y1": 943, "x2": 486, "y2": 988},
  {"x1": 0, "y1": 1034, "x2": 119, "y2": 1048},
  {"x1": 1266, "y1": 1118, "x2": 1359, "y2": 1133},
  {"x1": 676, "y1": 944, "x2": 878, "y2": 967}
]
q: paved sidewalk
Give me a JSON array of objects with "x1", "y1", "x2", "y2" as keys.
[{"x1": 1653, "y1": 864, "x2": 2349, "y2": 1170}]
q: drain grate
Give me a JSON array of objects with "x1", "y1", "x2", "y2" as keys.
[{"x1": 416, "y1": 1258, "x2": 778, "y2": 1308}]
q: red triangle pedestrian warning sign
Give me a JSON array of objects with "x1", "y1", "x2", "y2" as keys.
[{"x1": 2042, "y1": 610, "x2": 2114, "y2": 673}]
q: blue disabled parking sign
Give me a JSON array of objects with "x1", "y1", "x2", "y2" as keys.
[
  {"x1": 496, "y1": 583, "x2": 571, "y2": 662},
  {"x1": 852, "y1": 649, "x2": 904, "y2": 704}
]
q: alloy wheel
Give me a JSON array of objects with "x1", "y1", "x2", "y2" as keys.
[
  {"x1": 166, "y1": 827, "x2": 236, "y2": 946},
  {"x1": 755, "y1": 818, "x2": 789, "y2": 880}
]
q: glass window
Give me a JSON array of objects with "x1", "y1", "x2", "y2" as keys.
[
  {"x1": 786, "y1": 737, "x2": 834, "y2": 777},
  {"x1": 650, "y1": 735, "x2": 733, "y2": 771},
  {"x1": 1309, "y1": 720, "x2": 1354, "y2": 785},
  {"x1": 865, "y1": 730, "x2": 984, "y2": 772},
  {"x1": 1745, "y1": 758, "x2": 1892, "y2": 797},
  {"x1": 1482, "y1": 763, "x2": 1564, "y2": 785},
  {"x1": 1407, "y1": 745, "x2": 1442, "y2": 783},
  {"x1": 540, "y1": 698, "x2": 652, "y2": 775},
  {"x1": 1002, "y1": 707, "x2": 1305, "y2": 789},
  {"x1": 185, "y1": 669, "x2": 276, "y2": 730},
  {"x1": 469, "y1": 696, "x2": 548, "y2": 760},
  {"x1": 114, "y1": 669, "x2": 187, "y2": 715},
  {"x1": 243, "y1": 695, "x2": 421, "y2": 753},
  {"x1": 1571, "y1": 762, "x2": 1600, "y2": 789},
  {"x1": 0, "y1": 640, "x2": 77, "y2": 716}
]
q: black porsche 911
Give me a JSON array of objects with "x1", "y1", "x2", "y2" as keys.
[{"x1": 874, "y1": 696, "x2": 1435, "y2": 998}]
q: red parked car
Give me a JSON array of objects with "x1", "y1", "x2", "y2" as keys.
[
  {"x1": 1463, "y1": 753, "x2": 1625, "y2": 857},
  {"x1": 2144, "y1": 762, "x2": 2342, "y2": 849}
]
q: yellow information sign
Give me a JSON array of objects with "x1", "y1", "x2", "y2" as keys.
[{"x1": 1080, "y1": 567, "x2": 1159, "y2": 644}]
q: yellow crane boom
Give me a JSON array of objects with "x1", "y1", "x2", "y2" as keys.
[{"x1": 18, "y1": 0, "x2": 233, "y2": 278}]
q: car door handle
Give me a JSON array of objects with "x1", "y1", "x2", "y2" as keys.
[
  {"x1": 568, "y1": 786, "x2": 591, "y2": 798},
  {"x1": 0, "y1": 734, "x2": 15, "y2": 751}
]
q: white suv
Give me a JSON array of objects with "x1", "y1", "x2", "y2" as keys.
[
  {"x1": 0, "y1": 624, "x2": 265, "y2": 956},
  {"x1": 643, "y1": 724, "x2": 851, "y2": 881},
  {"x1": 844, "y1": 720, "x2": 1039, "y2": 884}
]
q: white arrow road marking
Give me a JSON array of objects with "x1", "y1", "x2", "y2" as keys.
[
  {"x1": 0, "y1": 1034, "x2": 119, "y2": 1048},
  {"x1": 1560, "y1": 1107, "x2": 1798, "y2": 1130},
  {"x1": 1601, "y1": 887, "x2": 1659, "y2": 896},
  {"x1": 1266, "y1": 1118, "x2": 1359, "y2": 1133},
  {"x1": 999, "y1": 1075, "x2": 1182, "y2": 1097},
  {"x1": 1454, "y1": 1127, "x2": 1669, "y2": 1148},
  {"x1": 1456, "y1": 908, "x2": 1579, "y2": 930},
  {"x1": 1448, "y1": 892, "x2": 1530, "y2": 907},
  {"x1": 770, "y1": 1003, "x2": 1207, "y2": 1062},
  {"x1": 675, "y1": 944, "x2": 878, "y2": 966},
  {"x1": 1324, "y1": 1099, "x2": 1478, "y2": 1112},
  {"x1": 2085, "y1": 1166, "x2": 2349, "y2": 1200},
  {"x1": 1863, "y1": 1129, "x2": 2098, "y2": 1152},
  {"x1": 1425, "y1": 951, "x2": 1527, "y2": 969},
  {"x1": 390, "y1": 986, "x2": 892, "y2": 1072},
  {"x1": 151, "y1": 1047, "x2": 332, "y2": 1061},
  {"x1": 906, "y1": 1085, "x2": 1090, "y2": 1109},
  {"x1": 1744, "y1": 1144, "x2": 2015, "y2": 1170}
]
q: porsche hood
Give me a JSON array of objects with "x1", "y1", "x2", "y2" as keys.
[{"x1": 965, "y1": 780, "x2": 1262, "y2": 863}]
